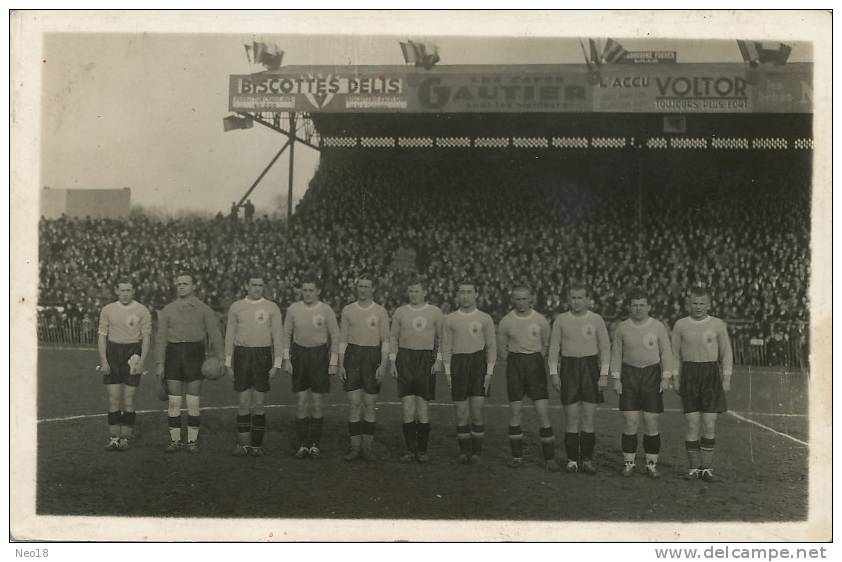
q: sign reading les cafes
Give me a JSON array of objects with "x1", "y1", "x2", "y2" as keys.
[{"x1": 411, "y1": 73, "x2": 591, "y2": 112}]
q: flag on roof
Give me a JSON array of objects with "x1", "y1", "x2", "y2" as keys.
[
  {"x1": 401, "y1": 40, "x2": 440, "y2": 70},
  {"x1": 602, "y1": 38, "x2": 628, "y2": 64},
  {"x1": 738, "y1": 40, "x2": 791, "y2": 67},
  {"x1": 223, "y1": 115, "x2": 254, "y2": 132}
]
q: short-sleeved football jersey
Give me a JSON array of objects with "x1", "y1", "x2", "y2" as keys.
[
  {"x1": 610, "y1": 317, "x2": 673, "y2": 375},
  {"x1": 283, "y1": 301, "x2": 340, "y2": 353},
  {"x1": 98, "y1": 301, "x2": 152, "y2": 344},
  {"x1": 340, "y1": 301, "x2": 390, "y2": 348},
  {"x1": 497, "y1": 310, "x2": 550, "y2": 355},
  {"x1": 390, "y1": 303, "x2": 443, "y2": 351},
  {"x1": 548, "y1": 310, "x2": 610, "y2": 375},
  {"x1": 672, "y1": 315, "x2": 733, "y2": 376}
]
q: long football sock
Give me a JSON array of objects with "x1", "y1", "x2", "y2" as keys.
[
  {"x1": 643, "y1": 433, "x2": 661, "y2": 465},
  {"x1": 470, "y1": 424, "x2": 484, "y2": 455},
  {"x1": 187, "y1": 415, "x2": 200, "y2": 443},
  {"x1": 120, "y1": 410, "x2": 136, "y2": 439},
  {"x1": 310, "y1": 417, "x2": 324, "y2": 447},
  {"x1": 251, "y1": 413, "x2": 266, "y2": 447},
  {"x1": 348, "y1": 421, "x2": 362, "y2": 449},
  {"x1": 685, "y1": 440, "x2": 701, "y2": 469},
  {"x1": 403, "y1": 422, "x2": 417, "y2": 453},
  {"x1": 236, "y1": 414, "x2": 251, "y2": 445},
  {"x1": 539, "y1": 426, "x2": 556, "y2": 461},
  {"x1": 580, "y1": 431, "x2": 595, "y2": 461},
  {"x1": 564, "y1": 432, "x2": 580, "y2": 463},
  {"x1": 417, "y1": 422, "x2": 431, "y2": 454},
  {"x1": 508, "y1": 425, "x2": 524, "y2": 458},
  {"x1": 621, "y1": 433, "x2": 637, "y2": 464},
  {"x1": 295, "y1": 417, "x2": 309, "y2": 447},
  {"x1": 107, "y1": 410, "x2": 121, "y2": 438},
  {"x1": 168, "y1": 415, "x2": 181, "y2": 442},
  {"x1": 700, "y1": 436, "x2": 715, "y2": 468},
  {"x1": 456, "y1": 425, "x2": 471, "y2": 456}
]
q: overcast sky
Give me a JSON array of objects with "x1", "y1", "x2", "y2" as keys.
[{"x1": 39, "y1": 16, "x2": 814, "y2": 216}]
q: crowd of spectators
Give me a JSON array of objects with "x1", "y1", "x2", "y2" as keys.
[{"x1": 37, "y1": 150, "x2": 811, "y2": 364}]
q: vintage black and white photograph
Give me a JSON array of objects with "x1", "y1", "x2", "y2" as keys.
[{"x1": 10, "y1": 10, "x2": 832, "y2": 543}]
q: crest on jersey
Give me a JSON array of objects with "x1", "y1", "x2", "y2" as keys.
[
  {"x1": 412, "y1": 316, "x2": 428, "y2": 332},
  {"x1": 643, "y1": 333, "x2": 657, "y2": 350},
  {"x1": 312, "y1": 314, "x2": 325, "y2": 329},
  {"x1": 582, "y1": 323, "x2": 596, "y2": 340},
  {"x1": 125, "y1": 314, "x2": 139, "y2": 329},
  {"x1": 703, "y1": 329, "x2": 717, "y2": 347},
  {"x1": 469, "y1": 321, "x2": 482, "y2": 337},
  {"x1": 255, "y1": 309, "x2": 268, "y2": 324},
  {"x1": 528, "y1": 324, "x2": 541, "y2": 339},
  {"x1": 367, "y1": 315, "x2": 379, "y2": 330}
]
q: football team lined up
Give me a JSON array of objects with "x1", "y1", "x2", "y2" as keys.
[{"x1": 97, "y1": 272, "x2": 732, "y2": 482}]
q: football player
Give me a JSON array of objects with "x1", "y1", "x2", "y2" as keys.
[{"x1": 97, "y1": 278, "x2": 152, "y2": 451}]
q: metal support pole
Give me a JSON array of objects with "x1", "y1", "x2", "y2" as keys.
[
  {"x1": 287, "y1": 112, "x2": 297, "y2": 224},
  {"x1": 242, "y1": 112, "x2": 320, "y2": 151},
  {"x1": 636, "y1": 145, "x2": 643, "y2": 234},
  {"x1": 237, "y1": 140, "x2": 291, "y2": 207}
]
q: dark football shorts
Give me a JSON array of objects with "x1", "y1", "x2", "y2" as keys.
[
  {"x1": 506, "y1": 352, "x2": 549, "y2": 402},
  {"x1": 104, "y1": 341, "x2": 142, "y2": 387},
  {"x1": 680, "y1": 361, "x2": 727, "y2": 414},
  {"x1": 396, "y1": 348, "x2": 436, "y2": 401},
  {"x1": 619, "y1": 363, "x2": 664, "y2": 413},
  {"x1": 291, "y1": 343, "x2": 330, "y2": 394},
  {"x1": 343, "y1": 344, "x2": 382, "y2": 394},
  {"x1": 451, "y1": 349, "x2": 487, "y2": 402},
  {"x1": 164, "y1": 341, "x2": 205, "y2": 383},
  {"x1": 559, "y1": 355, "x2": 604, "y2": 405},
  {"x1": 233, "y1": 346, "x2": 272, "y2": 393}
]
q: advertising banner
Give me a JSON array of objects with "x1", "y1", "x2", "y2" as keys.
[
  {"x1": 593, "y1": 63, "x2": 812, "y2": 113},
  {"x1": 229, "y1": 65, "x2": 592, "y2": 113},
  {"x1": 229, "y1": 63, "x2": 812, "y2": 114}
]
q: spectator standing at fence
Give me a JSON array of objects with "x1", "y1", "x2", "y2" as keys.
[
  {"x1": 497, "y1": 285, "x2": 559, "y2": 471},
  {"x1": 610, "y1": 289, "x2": 673, "y2": 479},
  {"x1": 672, "y1": 286, "x2": 733, "y2": 483},
  {"x1": 548, "y1": 282, "x2": 611, "y2": 474},
  {"x1": 154, "y1": 271, "x2": 224, "y2": 453},
  {"x1": 442, "y1": 280, "x2": 496, "y2": 465},
  {"x1": 389, "y1": 277, "x2": 443, "y2": 463},
  {"x1": 244, "y1": 199, "x2": 255, "y2": 222},
  {"x1": 97, "y1": 278, "x2": 152, "y2": 451},
  {"x1": 224, "y1": 273, "x2": 284, "y2": 457},
  {"x1": 282, "y1": 276, "x2": 340, "y2": 459},
  {"x1": 338, "y1": 273, "x2": 390, "y2": 461}
]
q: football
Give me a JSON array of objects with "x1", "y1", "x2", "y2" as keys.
[{"x1": 127, "y1": 354, "x2": 142, "y2": 375}]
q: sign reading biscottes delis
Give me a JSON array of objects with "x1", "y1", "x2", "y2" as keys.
[{"x1": 229, "y1": 63, "x2": 812, "y2": 114}]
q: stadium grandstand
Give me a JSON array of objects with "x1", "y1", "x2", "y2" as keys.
[{"x1": 38, "y1": 61, "x2": 812, "y2": 369}]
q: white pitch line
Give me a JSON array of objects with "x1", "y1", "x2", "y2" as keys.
[
  {"x1": 36, "y1": 347, "x2": 811, "y2": 377},
  {"x1": 37, "y1": 402, "x2": 807, "y2": 424},
  {"x1": 726, "y1": 410, "x2": 809, "y2": 447}
]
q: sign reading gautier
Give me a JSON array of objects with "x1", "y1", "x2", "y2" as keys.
[{"x1": 229, "y1": 63, "x2": 812, "y2": 114}]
